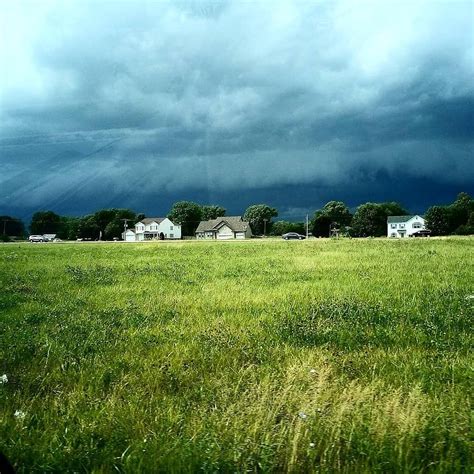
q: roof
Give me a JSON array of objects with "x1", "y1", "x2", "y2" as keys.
[
  {"x1": 137, "y1": 218, "x2": 165, "y2": 225},
  {"x1": 387, "y1": 215, "x2": 424, "y2": 223},
  {"x1": 196, "y1": 216, "x2": 250, "y2": 233}
]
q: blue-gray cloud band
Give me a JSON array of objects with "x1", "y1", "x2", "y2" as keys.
[{"x1": 0, "y1": 0, "x2": 473, "y2": 216}]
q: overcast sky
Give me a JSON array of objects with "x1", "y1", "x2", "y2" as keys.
[{"x1": 1, "y1": 0, "x2": 473, "y2": 220}]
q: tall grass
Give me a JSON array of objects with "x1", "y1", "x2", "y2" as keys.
[{"x1": 0, "y1": 238, "x2": 472, "y2": 472}]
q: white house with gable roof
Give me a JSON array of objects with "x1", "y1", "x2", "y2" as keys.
[
  {"x1": 387, "y1": 215, "x2": 427, "y2": 238},
  {"x1": 126, "y1": 217, "x2": 181, "y2": 241}
]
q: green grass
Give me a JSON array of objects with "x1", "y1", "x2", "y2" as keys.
[{"x1": 0, "y1": 238, "x2": 472, "y2": 472}]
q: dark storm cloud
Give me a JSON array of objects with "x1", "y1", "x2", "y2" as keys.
[{"x1": 0, "y1": 0, "x2": 473, "y2": 218}]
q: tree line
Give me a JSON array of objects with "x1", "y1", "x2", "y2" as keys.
[
  {"x1": 1, "y1": 192, "x2": 472, "y2": 241},
  {"x1": 304, "y1": 193, "x2": 473, "y2": 237}
]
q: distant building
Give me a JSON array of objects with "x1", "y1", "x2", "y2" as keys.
[
  {"x1": 123, "y1": 229, "x2": 136, "y2": 242},
  {"x1": 131, "y1": 218, "x2": 181, "y2": 241},
  {"x1": 42, "y1": 234, "x2": 57, "y2": 242},
  {"x1": 387, "y1": 215, "x2": 426, "y2": 238},
  {"x1": 196, "y1": 216, "x2": 252, "y2": 240}
]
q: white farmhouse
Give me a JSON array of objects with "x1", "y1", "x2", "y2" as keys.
[
  {"x1": 387, "y1": 215, "x2": 427, "y2": 238},
  {"x1": 133, "y1": 217, "x2": 181, "y2": 241},
  {"x1": 195, "y1": 216, "x2": 252, "y2": 240}
]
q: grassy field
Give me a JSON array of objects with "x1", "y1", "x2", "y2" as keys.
[{"x1": 0, "y1": 238, "x2": 472, "y2": 473}]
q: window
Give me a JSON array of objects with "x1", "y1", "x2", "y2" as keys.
[
  {"x1": 399, "y1": 224, "x2": 405, "y2": 228},
  {"x1": 413, "y1": 222, "x2": 422, "y2": 229},
  {"x1": 170, "y1": 225, "x2": 173, "y2": 230},
  {"x1": 391, "y1": 233, "x2": 397, "y2": 238},
  {"x1": 170, "y1": 233, "x2": 174, "y2": 238},
  {"x1": 391, "y1": 224, "x2": 397, "y2": 229}
]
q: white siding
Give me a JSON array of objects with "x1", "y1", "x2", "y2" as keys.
[
  {"x1": 158, "y1": 218, "x2": 181, "y2": 239},
  {"x1": 134, "y1": 218, "x2": 181, "y2": 240},
  {"x1": 135, "y1": 223, "x2": 146, "y2": 241},
  {"x1": 124, "y1": 230, "x2": 136, "y2": 242},
  {"x1": 387, "y1": 216, "x2": 426, "y2": 238},
  {"x1": 216, "y1": 224, "x2": 234, "y2": 239}
]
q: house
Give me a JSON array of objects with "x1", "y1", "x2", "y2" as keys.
[
  {"x1": 123, "y1": 229, "x2": 136, "y2": 242},
  {"x1": 195, "y1": 216, "x2": 253, "y2": 240},
  {"x1": 133, "y1": 218, "x2": 181, "y2": 241},
  {"x1": 387, "y1": 215, "x2": 426, "y2": 238}
]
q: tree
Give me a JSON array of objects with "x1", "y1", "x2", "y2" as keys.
[
  {"x1": 168, "y1": 201, "x2": 203, "y2": 236},
  {"x1": 77, "y1": 215, "x2": 101, "y2": 239},
  {"x1": 202, "y1": 205, "x2": 226, "y2": 221},
  {"x1": 310, "y1": 201, "x2": 352, "y2": 237},
  {"x1": 243, "y1": 204, "x2": 278, "y2": 235},
  {"x1": 456, "y1": 210, "x2": 474, "y2": 235},
  {"x1": 425, "y1": 206, "x2": 451, "y2": 236},
  {"x1": 469, "y1": 211, "x2": 474, "y2": 228},
  {"x1": 351, "y1": 203, "x2": 387, "y2": 237},
  {"x1": 311, "y1": 214, "x2": 332, "y2": 237},
  {"x1": 450, "y1": 192, "x2": 474, "y2": 233},
  {"x1": 379, "y1": 202, "x2": 409, "y2": 217},
  {"x1": 103, "y1": 209, "x2": 137, "y2": 240},
  {"x1": 320, "y1": 201, "x2": 352, "y2": 226},
  {"x1": 30, "y1": 211, "x2": 62, "y2": 235},
  {"x1": 93, "y1": 209, "x2": 119, "y2": 235},
  {"x1": 76, "y1": 208, "x2": 137, "y2": 240},
  {"x1": 424, "y1": 193, "x2": 474, "y2": 235},
  {"x1": 57, "y1": 216, "x2": 81, "y2": 240},
  {"x1": 453, "y1": 192, "x2": 474, "y2": 212},
  {"x1": 350, "y1": 201, "x2": 409, "y2": 237},
  {"x1": 271, "y1": 221, "x2": 305, "y2": 236},
  {"x1": 0, "y1": 216, "x2": 25, "y2": 238}
]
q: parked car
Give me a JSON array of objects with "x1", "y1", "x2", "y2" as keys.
[
  {"x1": 28, "y1": 235, "x2": 44, "y2": 242},
  {"x1": 282, "y1": 232, "x2": 306, "y2": 240},
  {"x1": 411, "y1": 230, "x2": 431, "y2": 237}
]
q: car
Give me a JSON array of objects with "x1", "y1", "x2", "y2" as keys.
[
  {"x1": 411, "y1": 230, "x2": 431, "y2": 237},
  {"x1": 282, "y1": 232, "x2": 306, "y2": 240},
  {"x1": 28, "y1": 235, "x2": 44, "y2": 242}
]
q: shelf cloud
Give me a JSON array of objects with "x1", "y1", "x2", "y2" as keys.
[{"x1": 1, "y1": 0, "x2": 473, "y2": 219}]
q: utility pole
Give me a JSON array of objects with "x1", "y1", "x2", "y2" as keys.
[
  {"x1": 263, "y1": 219, "x2": 268, "y2": 237},
  {"x1": 121, "y1": 218, "x2": 130, "y2": 241},
  {"x1": 306, "y1": 214, "x2": 309, "y2": 239}
]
